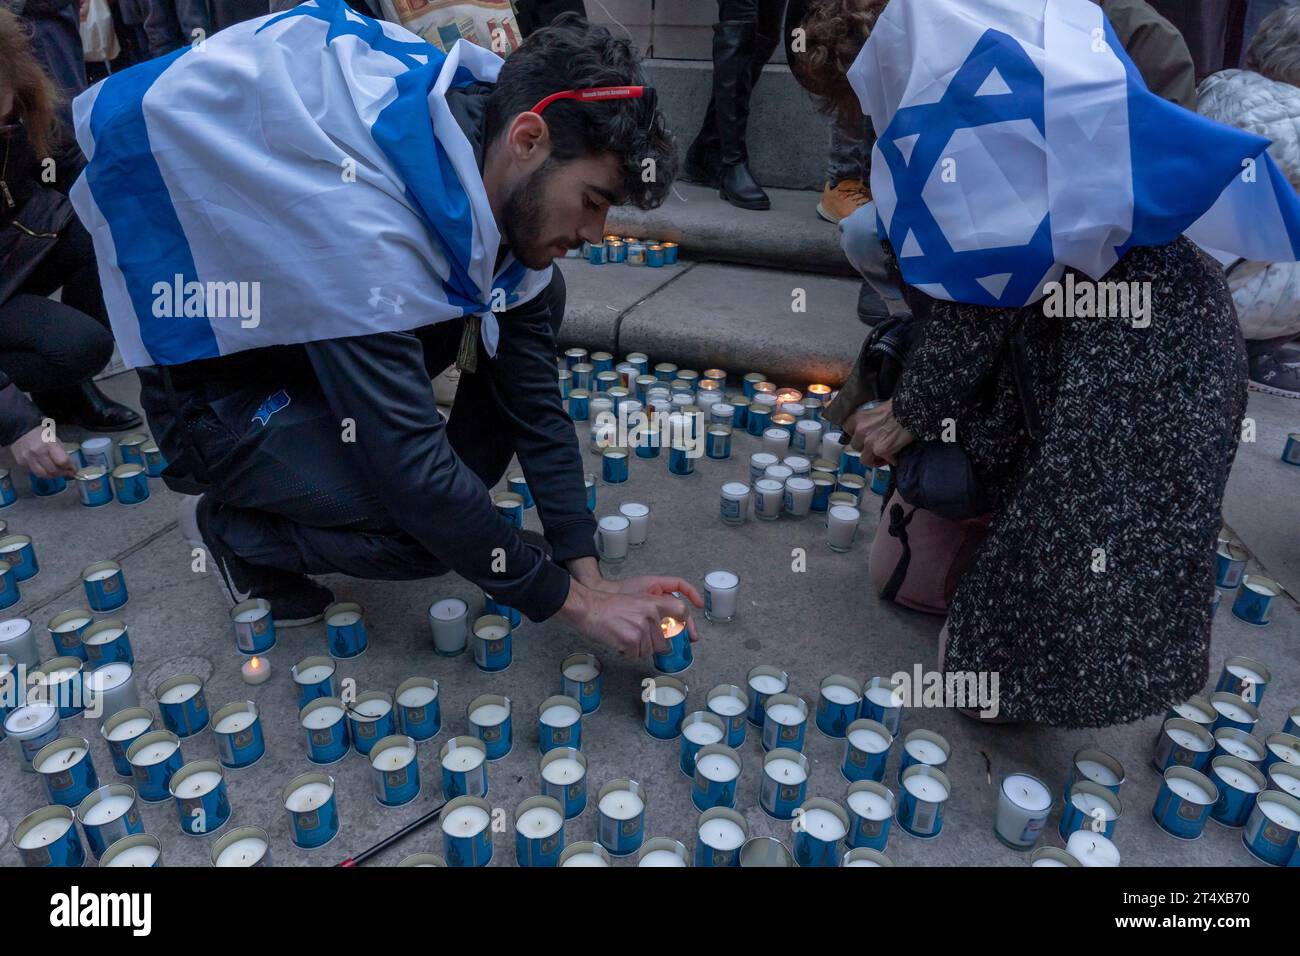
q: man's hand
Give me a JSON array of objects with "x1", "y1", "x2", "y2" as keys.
[
  {"x1": 847, "y1": 398, "x2": 915, "y2": 468},
  {"x1": 593, "y1": 575, "x2": 705, "y2": 643},
  {"x1": 556, "y1": 578, "x2": 696, "y2": 660},
  {"x1": 10, "y1": 426, "x2": 76, "y2": 479}
]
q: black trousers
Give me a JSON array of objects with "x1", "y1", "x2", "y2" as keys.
[
  {"x1": 0, "y1": 221, "x2": 114, "y2": 396},
  {"x1": 515, "y1": 0, "x2": 586, "y2": 36},
  {"x1": 150, "y1": 272, "x2": 568, "y2": 584}
]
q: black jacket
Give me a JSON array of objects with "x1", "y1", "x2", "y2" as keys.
[{"x1": 137, "y1": 83, "x2": 594, "y2": 621}]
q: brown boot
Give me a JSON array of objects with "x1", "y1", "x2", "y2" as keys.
[{"x1": 816, "y1": 179, "x2": 872, "y2": 224}]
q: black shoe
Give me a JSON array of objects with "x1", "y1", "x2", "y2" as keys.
[
  {"x1": 186, "y1": 494, "x2": 334, "y2": 627},
  {"x1": 33, "y1": 381, "x2": 142, "y2": 432},
  {"x1": 719, "y1": 162, "x2": 771, "y2": 210}
]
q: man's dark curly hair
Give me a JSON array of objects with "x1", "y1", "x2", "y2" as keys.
[
  {"x1": 486, "y1": 13, "x2": 677, "y2": 210},
  {"x1": 790, "y1": 0, "x2": 890, "y2": 123}
]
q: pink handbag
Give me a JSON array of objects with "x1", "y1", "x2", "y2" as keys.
[{"x1": 869, "y1": 491, "x2": 991, "y2": 615}]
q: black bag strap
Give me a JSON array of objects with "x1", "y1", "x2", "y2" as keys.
[{"x1": 880, "y1": 501, "x2": 917, "y2": 603}]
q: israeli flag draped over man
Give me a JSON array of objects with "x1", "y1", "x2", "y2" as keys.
[
  {"x1": 69, "y1": 0, "x2": 551, "y2": 369},
  {"x1": 839, "y1": 0, "x2": 1300, "y2": 309}
]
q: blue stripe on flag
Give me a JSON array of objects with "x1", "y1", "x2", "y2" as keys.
[{"x1": 86, "y1": 46, "x2": 220, "y2": 365}]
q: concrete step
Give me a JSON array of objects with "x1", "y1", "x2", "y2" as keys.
[
  {"x1": 607, "y1": 182, "x2": 855, "y2": 277},
  {"x1": 558, "y1": 257, "x2": 863, "y2": 385}
]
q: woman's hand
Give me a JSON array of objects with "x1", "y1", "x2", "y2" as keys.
[
  {"x1": 556, "y1": 579, "x2": 694, "y2": 660},
  {"x1": 9, "y1": 426, "x2": 76, "y2": 479},
  {"x1": 848, "y1": 399, "x2": 916, "y2": 467},
  {"x1": 594, "y1": 575, "x2": 705, "y2": 643}
]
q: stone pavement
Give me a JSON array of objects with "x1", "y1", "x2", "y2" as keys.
[{"x1": 0, "y1": 368, "x2": 1294, "y2": 867}]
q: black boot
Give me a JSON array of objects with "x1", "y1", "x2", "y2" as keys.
[
  {"x1": 33, "y1": 381, "x2": 143, "y2": 432},
  {"x1": 684, "y1": 101, "x2": 722, "y2": 187},
  {"x1": 713, "y1": 20, "x2": 771, "y2": 210}
]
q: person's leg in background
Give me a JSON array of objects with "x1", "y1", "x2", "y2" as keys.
[
  {"x1": 515, "y1": 0, "x2": 586, "y2": 37},
  {"x1": 0, "y1": 295, "x2": 116, "y2": 419},
  {"x1": 144, "y1": 0, "x2": 189, "y2": 56}
]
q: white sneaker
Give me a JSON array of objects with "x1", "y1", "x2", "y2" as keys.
[{"x1": 434, "y1": 367, "x2": 461, "y2": 405}]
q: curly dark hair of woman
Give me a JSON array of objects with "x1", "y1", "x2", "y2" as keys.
[
  {"x1": 0, "y1": 6, "x2": 64, "y2": 158},
  {"x1": 485, "y1": 12, "x2": 678, "y2": 210},
  {"x1": 790, "y1": 0, "x2": 890, "y2": 122}
]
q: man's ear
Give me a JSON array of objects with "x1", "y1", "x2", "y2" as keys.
[{"x1": 505, "y1": 111, "x2": 551, "y2": 165}]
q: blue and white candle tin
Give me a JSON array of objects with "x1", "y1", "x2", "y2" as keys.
[
  {"x1": 843, "y1": 718, "x2": 893, "y2": 783},
  {"x1": 1063, "y1": 747, "x2": 1125, "y2": 800},
  {"x1": 538, "y1": 694, "x2": 582, "y2": 753},
  {"x1": 212, "y1": 701, "x2": 266, "y2": 769},
  {"x1": 568, "y1": 388, "x2": 591, "y2": 421},
  {"x1": 325, "y1": 602, "x2": 367, "y2": 659},
  {"x1": 587, "y1": 241, "x2": 607, "y2": 264},
  {"x1": 283, "y1": 771, "x2": 340, "y2": 849},
  {"x1": 1058, "y1": 780, "x2": 1122, "y2": 840},
  {"x1": 760, "y1": 748, "x2": 809, "y2": 820},
  {"x1": 155, "y1": 674, "x2": 209, "y2": 737},
  {"x1": 1241, "y1": 790, "x2": 1300, "y2": 866},
  {"x1": 679, "y1": 710, "x2": 725, "y2": 776},
  {"x1": 75, "y1": 783, "x2": 144, "y2": 860},
  {"x1": 816, "y1": 674, "x2": 863, "y2": 738},
  {"x1": 896, "y1": 764, "x2": 951, "y2": 839},
  {"x1": 591, "y1": 351, "x2": 614, "y2": 374},
  {"x1": 102, "y1": 707, "x2": 153, "y2": 777},
  {"x1": 861, "y1": 676, "x2": 905, "y2": 736},
  {"x1": 292, "y1": 656, "x2": 336, "y2": 708},
  {"x1": 440, "y1": 736, "x2": 489, "y2": 800},
  {"x1": 706, "y1": 684, "x2": 749, "y2": 748},
  {"x1": 483, "y1": 594, "x2": 522, "y2": 628},
  {"x1": 692, "y1": 742, "x2": 742, "y2": 811},
  {"x1": 99, "y1": 833, "x2": 162, "y2": 867},
  {"x1": 1214, "y1": 540, "x2": 1248, "y2": 589},
  {"x1": 82, "y1": 560, "x2": 127, "y2": 612},
  {"x1": 506, "y1": 471, "x2": 534, "y2": 508},
  {"x1": 726, "y1": 395, "x2": 749, "y2": 429},
  {"x1": 561, "y1": 652, "x2": 602, "y2": 714},
  {"x1": 706, "y1": 425, "x2": 731, "y2": 460},
  {"x1": 211, "y1": 825, "x2": 271, "y2": 867},
  {"x1": 840, "y1": 448, "x2": 868, "y2": 477},
  {"x1": 5, "y1": 699, "x2": 60, "y2": 772},
  {"x1": 75, "y1": 466, "x2": 113, "y2": 507},
  {"x1": 81, "y1": 618, "x2": 132, "y2": 666},
  {"x1": 740, "y1": 836, "x2": 795, "y2": 867},
  {"x1": 442, "y1": 795, "x2": 493, "y2": 867},
  {"x1": 395, "y1": 676, "x2": 441, "y2": 741},
  {"x1": 111, "y1": 464, "x2": 150, "y2": 505},
  {"x1": 515, "y1": 795, "x2": 565, "y2": 867},
  {"x1": 492, "y1": 490, "x2": 525, "y2": 529},
  {"x1": 710, "y1": 402, "x2": 735, "y2": 427},
  {"x1": 746, "y1": 403, "x2": 771, "y2": 436},
  {"x1": 846, "y1": 779, "x2": 895, "y2": 851},
  {"x1": 13, "y1": 805, "x2": 84, "y2": 868},
  {"x1": 301, "y1": 696, "x2": 349, "y2": 764},
  {"x1": 667, "y1": 444, "x2": 695, "y2": 476},
  {"x1": 1267, "y1": 761, "x2": 1300, "y2": 798},
  {"x1": 746, "y1": 665, "x2": 788, "y2": 726},
  {"x1": 870, "y1": 465, "x2": 892, "y2": 496},
  {"x1": 842, "y1": 847, "x2": 895, "y2": 866},
  {"x1": 644, "y1": 675, "x2": 688, "y2": 740},
  {"x1": 837, "y1": 472, "x2": 867, "y2": 503},
  {"x1": 0, "y1": 534, "x2": 37, "y2": 580},
  {"x1": 601, "y1": 447, "x2": 629, "y2": 483},
  {"x1": 897, "y1": 729, "x2": 951, "y2": 783},
  {"x1": 810, "y1": 472, "x2": 836, "y2": 512},
  {"x1": 1215, "y1": 655, "x2": 1270, "y2": 704},
  {"x1": 127, "y1": 729, "x2": 184, "y2": 803},
  {"x1": 1264, "y1": 732, "x2": 1300, "y2": 775},
  {"x1": 793, "y1": 798, "x2": 850, "y2": 867},
  {"x1": 348, "y1": 691, "x2": 396, "y2": 757},
  {"x1": 1152, "y1": 766, "x2": 1218, "y2": 840},
  {"x1": 33, "y1": 657, "x2": 85, "y2": 718},
  {"x1": 540, "y1": 746, "x2": 588, "y2": 819},
  {"x1": 370, "y1": 734, "x2": 421, "y2": 807},
  {"x1": 1283, "y1": 432, "x2": 1300, "y2": 465},
  {"x1": 0, "y1": 563, "x2": 18, "y2": 610},
  {"x1": 28, "y1": 473, "x2": 66, "y2": 496},
  {"x1": 653, "y1": 615, "x2": 692, "y2": 674},
  {"x1": 468, "y1": 693, "x2": 513, "y2": 760},
  {"x1": 1153, "y1": 716, "x2": 1215, "y2": 774},
  {"x1": 597, "y1": 778, "x2": 646, "y2": 857},
  {"x1": 142, "y1": 442, "x2": 167, "y2": 477},
  {"x1": 170, "y1": 758, "x2": 231, "y2": 836},
  {"x1": 0, "y1": 469, "x2": 14, "y2": 507},
  {"x1": 1285, "y1": 705, "x2": 1300, "y2": 739},
  {"x1": 230, "y1": 598, "x2": 276, "y2": 655},
  {"x1": 583, "y1": 471, "x2": 597, "y2": 510},
  {"x1": 34, "y1": 736, "x2": 99, "y2": 807},
  {"x1": 1210, "y1": 691, "x2": 1260, "y2": 734},
  {"x1": 1209, "y1": 755, "x2": 1267, "y2": 829},
  {"x1": 564, "y1": 347, "x2": 588, "y2": 369},
  {"x1": 1214, "y1": 727, "x2": 1267, "y2": 765},
  {"x1": 472, "y1": 613, "x2": 513, "y2": 673},
  {"x1": 1232, "y1": 574, "x2": 1280, "y2": 626},
  {"x1": 558, "y1": 367, "x2": 573, "y2": 399},
  {"x1": 762, "y1": 693, "x2": 808, "y2": 753},
  {"x1": 696, "y1": 806, "x2": 748, "y2": 867}
]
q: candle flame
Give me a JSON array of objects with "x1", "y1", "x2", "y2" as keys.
[
  {"x1": 660, "y1": 617, "x2": 679, "y2": 633},
  {"x1": 249, "y1": 657, "x2": 263, "y2": 670}
]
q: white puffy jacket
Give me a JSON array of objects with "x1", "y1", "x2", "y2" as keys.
[{"x1": 1198, "y1": 69, "x2": 1300, "y2": 341}]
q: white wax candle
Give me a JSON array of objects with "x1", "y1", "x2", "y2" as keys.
[
  {"x1": 1227, "y1": 662, "x2": 1265, "y2": 685},
  {"x1": 352, "y1": 698, "x2": 391, "y2": 719},
  {"x1": 1066, "y1": 831, "x2": 1120, "y2": 867},
  {"x1": 766, "y1": 702, "x2": 805, "y2": 726},
  {"x1": 302, "y1": 705, "x2": 344, "y2": 730},
  {"x1": 696, "y1": 752, "x2": 741, "y2": 782},
  {"x1": 848, "y1": 727, "x2": 891, "y2": 753},
  {"x1": 651, "y1": 686, "x2": 684, "y2": 707},
  {"x1": 749, "y1": 674, "x2": 785, "y2": 695},
  {"x1": 1218, "y1": 737, "x2": 1259, "y2": 760},
  {"x1": 107, "y1": 715, "x2": 152, "y2": 741},
  {"x1": 1273, "y1": 774, "x2": 1300, "y2": 798},
  {"x1": 1167, "y1": 776, "x2": 1212, "y2": 803},
  {"x1": 1172, "y1": 701, "x2": 1211, "y2": 722},
  {"x1": 397, "y1": 685, "x2": 437, "y2": 709},
  {"x1": 517, "y1": 806, "x2": 563, "y2": 838},
  {"x1": 1213, "y1": 699, "x2": 1253, "y2": 723},
  {"x1": 285, "y1": 781, "x2": 333, "y2": 812},
  {"x1": 1076, "y1": 758, "x2": 1121, "y2": 787},
  {"x1": 233, "y1": 607, "x2": 266, "y2": 624},
  {"x1": 429, "y1": 599, "x2": 467, "y2": 621},
  {"x1": 83, "y1": 624, "x2": 121, "y2": 643},
  {"x1": 801, "y1": 807, "x2": 847, "y2": 841},
  {"x1": 540, "y1": 704, "x2": 580, "y2": 728},
  {"x1": 214, "y1": 711, "x2": 256, "y2": 735},
  {"x1": 561, "y1": 851, "x2": 609, "y2": 867},
  {"x1": 847, "y1": 789, "x2": 892, "y2": 820},
  {"x1": 1260, "y1": 799, "x2": 1300, "y2": 830},
  {"x1": 902, "y1": 774, "x2": 949, "y2": 802},
  {"x1": 158, "y1": 681, "x2": 199, "y2": 705},
  {"x1": 442, "y1": 746, "x2": 485, "y2": 772},
  {"x1": 132, "y1": 740, "x2": 179, "y2": 765},
  {"x1": 84, "y1": 567, "x2": 118, "y2": 582},
  {"x1": 1214, "y1": 766, "x2": 1261, "y2": 793},
  {"x1": 638, "y1": 849, "x2": 686, "y2": 867},
  {"x1": 442, "y1": 804, "x2": 491, "y2": 836},
  {"x1": 174, "y1": 769, "x2": 222, "y2": 798},
  {"x1": 905, "y1": 739, "x2": 947, "y2": 765},
  {"x1": 709, "y1": 695, "x2": 746, "y2": 717},
  {"x1": 699, "y1": 817, "x2": 746, "y2": 851},
  {"x1": 371, "y1": 742, "x2": 416, "y2": 772},
  {"x1": 1071, "y1": 791, "x2": 1116, "y2": 820},
  {"x1": 104, "y1": 844, "x2": 159, "y2": 867},
  {"x1": 764, "y1": 758, "x2": 808, "y2": 785},
  {"x1": 215, "y1": 836, "x2": 268, "y2": 867},
  {"x1": 18, "y1": 817, "x2": 71, "y2": 848},
  {"x1": 37, "y1": 743, "x2": 87, "y2": 774},
  {"x1": 53, "y1": 615, "x2": 92, "y2": 633},
  {"x1": 844, "y1": 858, "x2": 882, "y2": 867},
  {"x1": 328, "y1": 610, "x2": 362, "y2": 627},
  {"x1": 822, "y1": 683, "x2": 860, "y2": 706},
  {"x1": 1269, "y1": 741, "x2": 1300, "y2": 766},
  {"x1": 83, "y1": 794, "x2": 133, "y2": 826},
  {"x1": 476, "y1": 624, "x2": 510, "y2": 641},
  {"x1": 865, "y1": 684, "x2": 904, "y2": 709},
  {"x1": 1169, "y1": 727, "x2": 1213, "y2": 751},
  {"x1": 683, "y1": 721, "x2": 723, "y2": 745},
  {"x1": 564, "y1": 662, "x2": 599, "y2": 683},
  {"x1": 470, "y1": 703, "x2": 510, "y2": 726},
  {"x1": 541, "y1": 757, "x2": 584, "y2": 785},
  {"x1": 1031, "y1": 859, "x2": 1068, "y2": 867},
  {"x1": 598, "y1": 790, "x2": 644, "y2": 820}
]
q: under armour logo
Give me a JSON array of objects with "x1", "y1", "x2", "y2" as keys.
[{"x1": 368, "y1": 287, "x2": 405, "y2": 315}]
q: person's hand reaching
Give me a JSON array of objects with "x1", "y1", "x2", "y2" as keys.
[{"x1": 10, "y1": 426, "x2": 76, "y2": 479}]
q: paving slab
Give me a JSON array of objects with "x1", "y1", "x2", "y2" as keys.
[
  {"x1": 554, "y1": 257, "x2": 691, "y2": 353},
  {"x1": 0, "y1": 364, "x2": 1295, "y2": 867}
]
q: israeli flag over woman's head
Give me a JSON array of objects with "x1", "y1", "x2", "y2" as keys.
[
  {"x1": 841, "y1": 0, "x2": 1300, "y2": 308},
  {"x1": 69, "y1": 0, "x2": 551, "y2": 368}
]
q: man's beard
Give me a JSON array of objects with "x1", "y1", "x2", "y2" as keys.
[{"x1": 502, "y1": 161, "x2": 557, "y2": 271}]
